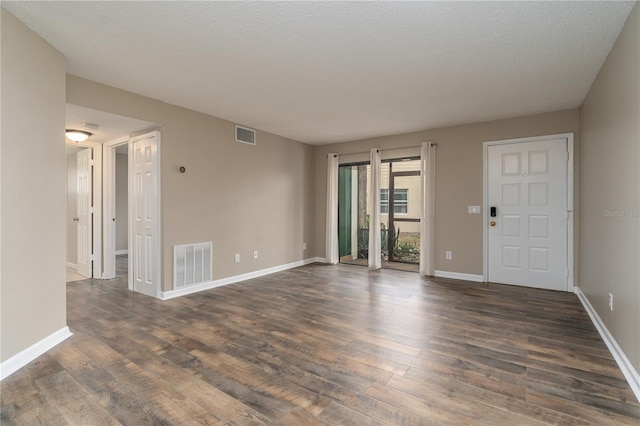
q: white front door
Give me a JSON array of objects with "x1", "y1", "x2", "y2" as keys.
[
  {"x1": 76, "y1": 148, "x2": 92, "y2": 278},
  {"x1": 487, "y1": 137, "x2": 568, "y2": 291},
  {"x1": 131, "y1": 131, "x2": 161, "y2": 297}
]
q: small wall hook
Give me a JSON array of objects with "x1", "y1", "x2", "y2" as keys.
[{"x1": 179, "y1": 166, "x2": 186, "y2": 173}]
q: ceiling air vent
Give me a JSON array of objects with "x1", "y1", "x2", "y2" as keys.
[
  {"x1": 235, "y1": 125, "x2": 256, "y2": 145},
  {"x1": 83, "y1": 122, "x2": 100, "y2": 130}
]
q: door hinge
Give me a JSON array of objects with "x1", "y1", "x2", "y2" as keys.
[
  {"x1": 566, "y1": 269, "x2": 570, "y2": 278},
  {"x1": 566, "y1": 152, "x2": 570, "y2": 162},
  {"x1": 89, "y1": 254, "x2": 95, "y2": 261}
]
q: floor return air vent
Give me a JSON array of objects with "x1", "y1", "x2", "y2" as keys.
[{"x1": 174, "y1": 242, "x2": 212, "y2": 288}]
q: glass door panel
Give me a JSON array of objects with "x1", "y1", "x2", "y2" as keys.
[
  {"x1": 381, "y1": 159, "x2": 421, "y2": 272},
  {"x1": 338, "y1": 164, "x2": 370, "y2": 267}
]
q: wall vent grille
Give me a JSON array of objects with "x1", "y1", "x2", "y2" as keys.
[
  {"x1": 235, "y1": 125, "x2": 256, "y2": 145},
  {"x1": 174, "y1": 242, "x2": 212, "y2": 288}
]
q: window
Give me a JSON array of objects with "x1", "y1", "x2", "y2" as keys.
[
  {"x1": 380, "y1": 189, "x2": 408, "y2": 214},
  {"x1": 381, "y1": 189, "x2": 389, "y2": 213}
]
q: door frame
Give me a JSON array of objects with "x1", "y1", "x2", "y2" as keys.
[
  {"x1": 337, "y1": 162, "x2": 370, "y2": 265},
  {"x1": 103, "y1": 131, "x2": 162, "y2": 297},
  {"x1": 103, "y1": 136, "x2": 130, "y2": 280},
  {"x1": 482, "y1": 133, "x2": 574, "y2": 291},
  {"x1": 66, "y1": 141, "x2": 103, "y2": 278}
]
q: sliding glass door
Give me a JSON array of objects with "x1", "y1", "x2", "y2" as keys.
[
  {"x1": 380, "y1": 158, "x2": 421, "y2": 272},
  {"x1": 338, "y1": 164, "x2": 369, "y2": 267},
  {"x1": 338, "y1": 158, "x2": 421, "y2": 272}
]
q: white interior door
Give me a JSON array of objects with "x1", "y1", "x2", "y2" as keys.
[
  {"x1": 76, "y1": 148, "x2": 92, "y2": 278},
  {"x1": 131, "y1": 131, "x2": 161, "y2": 297},
  {"x1": 487, "y1": 138, "x2": 568, "y2": 291}
]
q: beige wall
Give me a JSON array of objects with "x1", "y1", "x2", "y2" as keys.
[
  {"x1": 115, "y1": 153, "x2": 128, "y2": 252},
  {"x1": 1, "y1": 9, "x2": 67, "y2": 362},
  {"x1": 66, "y1": 152, "x2": 77, "y2": 264},
  {"x1": 579, "y1": 3, "x2": 639, "y2": 371},
  {"x1": 315, "y1": 109, "x2": 580, "y2": 275},
  {"x1": 67, "y1": 76, "x2": 316, "y2": 291}
]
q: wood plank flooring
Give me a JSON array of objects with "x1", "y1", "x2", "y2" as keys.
[
  {"x1": 2, "y1": 259, "x2": 639, "y2": 424},
  {"x1": 340, "y1": 257, "x2": 420, "y2": 273}
]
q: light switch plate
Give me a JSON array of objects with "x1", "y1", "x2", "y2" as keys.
[{"x1": 468, "y1": 205, "x2": 481, "y2": 214}]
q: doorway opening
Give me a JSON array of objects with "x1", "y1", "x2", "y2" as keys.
[
  {"x1": 337, "y1": 158, "x2": 421, "y2": 272},
  {"x1": 103, "y1": 137, "x2": 130, "y2": 282},
  {"x1": 338, "y1": 163, "x2": 370, "y2": 267},
  {"x1": 113, "y1": 143, "x2": 129, "y2": 288},
  {"x1": 104, "y1": 131, "x2": 162, "y2": 299},
  {"x1": 380, "y1": 158, "x2": 421, "y2": 272},
  {"x1": 115, "y1": 145, "x2": 129, "y2": 284},
  {"x1": 65, "y1": 104, "x2": 160, "y2": 297}
]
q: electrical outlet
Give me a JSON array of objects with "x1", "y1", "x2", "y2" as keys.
[
  {"x1": 253, "y1": 250, "x2": 258, "y2": 260},
  {"x1": 302, "y1": 242, "x2": 307, "y2": 250},
  {"x1": 608, "y1": 292, "x2": 613, "y2": 311},
  {"x1": 234, "y1": 253, "x2": 240, "y2": 263},
  {"x1": 446, "y1": 251, "x2": 452, "y2": 260}
]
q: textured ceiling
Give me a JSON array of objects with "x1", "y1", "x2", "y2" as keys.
[{"x1": 4, "y1": 1, "x2": 635, "y2": 145}]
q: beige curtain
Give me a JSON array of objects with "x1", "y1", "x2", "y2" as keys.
[
  {"x1": 368, "y1": 148, "x2": 382, "y2": 269},
  {"x1": 420, "y1": 142, "x2": 436, "y2": 276},
  {"x1": 325, "y1": 153, "x2": 339, "y2": 264}
]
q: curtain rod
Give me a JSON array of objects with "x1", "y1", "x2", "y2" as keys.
[{"x1": 327, "y1": 142, "x2": 437, "y2": 158}]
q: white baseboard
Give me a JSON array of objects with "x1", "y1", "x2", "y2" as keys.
[
  {"x1": 314, "y1": 257, "x2": 327, "y2": 263},
  {"x1": 574, "y1": 287, "x2": 640, "y2": 404},
  {"x1": 66, "y1": 262, "x2": 77, "y2": 270},
  {"x1": 115, "y1": 249, "x2": 128, "y2": 255},
  {"x1": 434, "y1": 270, "x2": 484, "y2": 282},
  {"x1": 0, "y1": 326, "x2": 72, "y2": 381},
  {"x1": 161, "y1": 257, "x2": 322, "y2": 300}
]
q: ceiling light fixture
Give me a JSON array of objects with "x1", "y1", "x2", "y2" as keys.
[{"x1": 65, "y1": 129, "x2": 92, "y2": 142}]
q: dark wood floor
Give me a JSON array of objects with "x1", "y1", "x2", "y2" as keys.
[
  {"x1": 2, "y1": 258, "x2": 639, "y2": 425},
  {"x1": 340, "y1": 256, "x2": 420, "y2": 273}
]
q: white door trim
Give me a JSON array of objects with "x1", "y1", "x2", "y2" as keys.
[
  {"x1": 130, "y1": 131, "x2": 162, "y2": 297},
  {"x1": 66, "y1": 141, "x2": 102, "y2": 279},
  {"x1": 482, "y1": 133, "x2": 574, "y2": 291},
  {"x1": 103, "y1": 136, "x2": 130, "y2": 280}
]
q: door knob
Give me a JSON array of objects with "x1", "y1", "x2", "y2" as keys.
[{"x1": 490, "y1": 221, "x2": 496, "y2": 227}]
